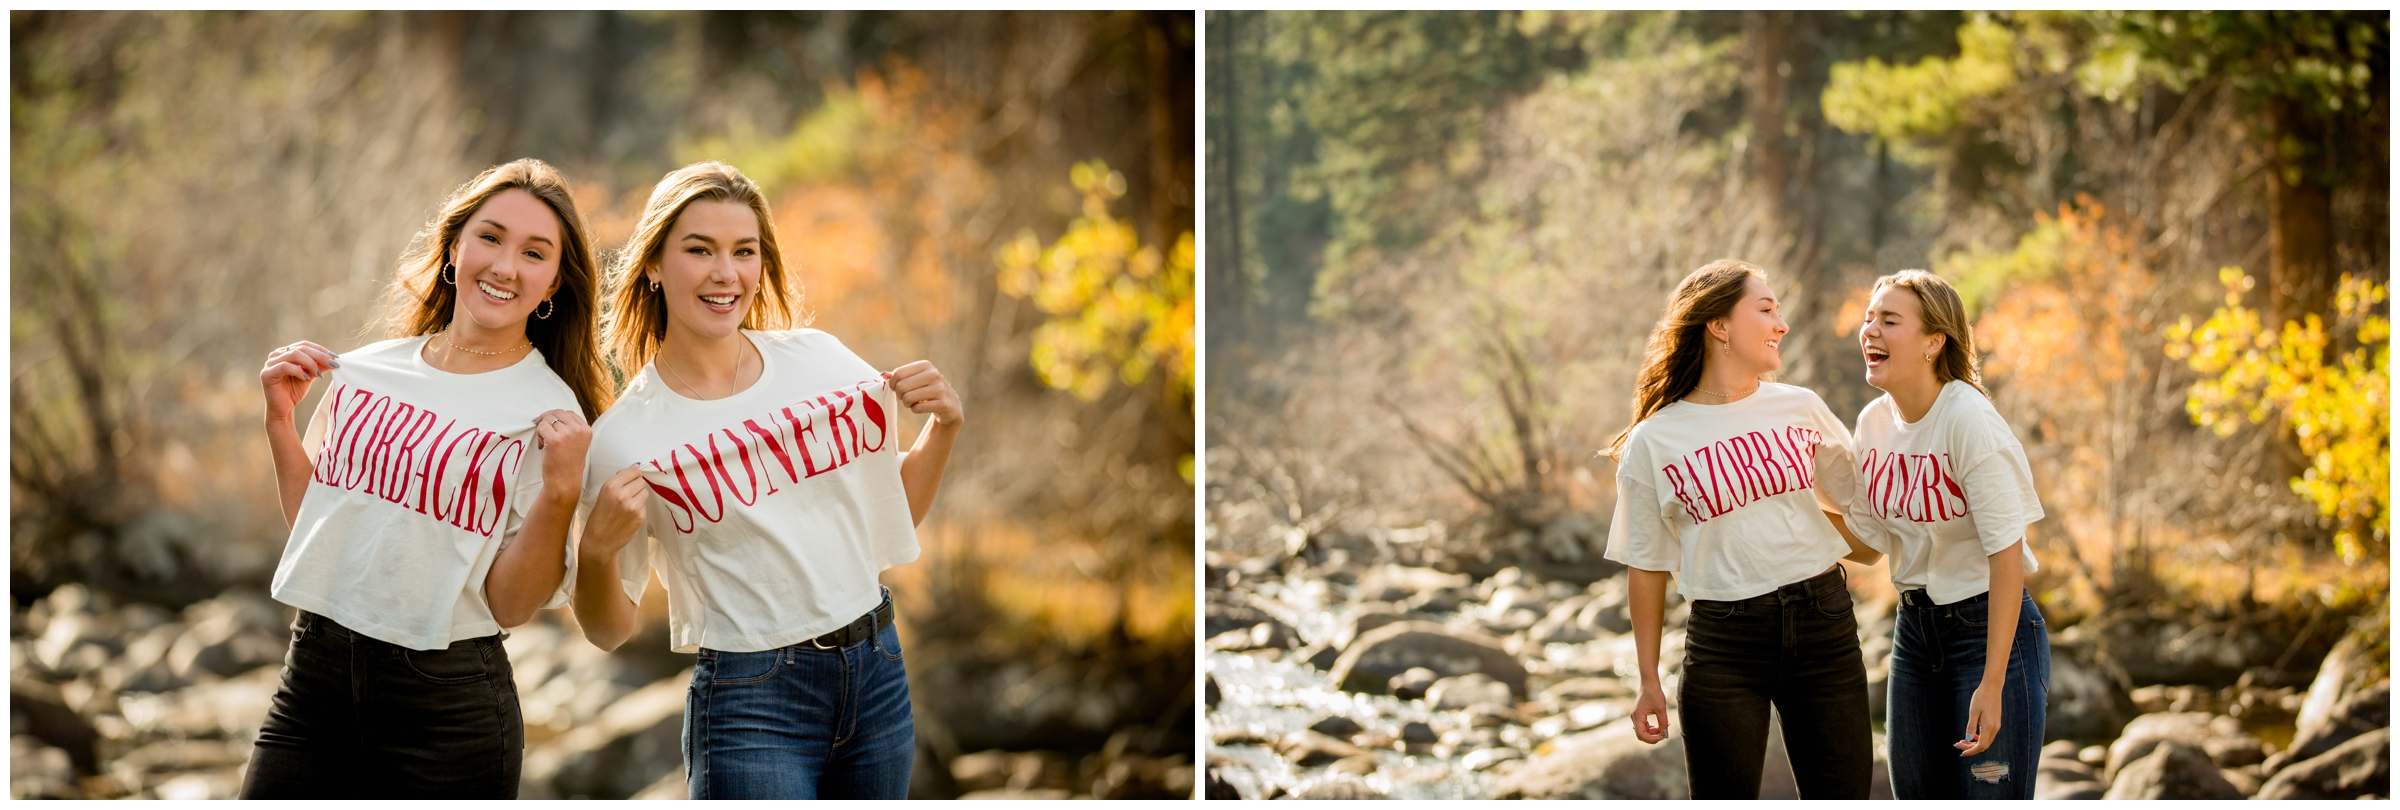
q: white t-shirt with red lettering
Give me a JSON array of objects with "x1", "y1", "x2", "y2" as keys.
[
  {"x1": 582, "y1": 329, "x2": 920, "y2": 654},
  {"x1": 1603, "y1": 382, "x2": 1862, "y2": 601},
  {"x1": 1847, "y1": 380, "x2": 2043, "y2": 605},
  {"x1": 272, "y1": 335, "x2": 578, "y2": 650}
]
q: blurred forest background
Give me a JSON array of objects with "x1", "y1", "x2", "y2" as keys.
[
  {"x1": 12, "y1": 10, "x2": 1193, "y2": 800},
  {"x1": 1203, "y1": 11, "x2": 2388, "y2": 800}
]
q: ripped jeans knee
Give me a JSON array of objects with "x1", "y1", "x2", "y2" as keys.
[{"x1": 1969, "y1": 761, "x2": 2010, "y2": 783}]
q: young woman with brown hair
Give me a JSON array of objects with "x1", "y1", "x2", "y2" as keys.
[
  {"x1": 1603, "y1": 259, "x2": 1882, "y2": 799},
  {"x1": 245, "y1": 158, "x2": 612, "y2": 797},
  {"x1": 1849, "y1": 269, "x2": 2048, "y2": 798},
  {"x1": 570, "y1": 161, "x2": 960, "y2": 799}
]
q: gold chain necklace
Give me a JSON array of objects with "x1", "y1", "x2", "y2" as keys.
[
  {"x1": 662, "y1": 342, "x2": 746, "y2": 400},
  {"x1": 1692, "y1": 381, "x2": 1759, "y2": 400},
  {"x1": 443, "y1": 330, "x2": 530, "y2": 357}
]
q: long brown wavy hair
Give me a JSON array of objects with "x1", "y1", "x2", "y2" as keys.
[
  {"x1": 603, "y1": 161, "x2": 806, "y2": 377},
  {"x1": 379, "y1": 159, "x2": 614, "y2": 418},
  {"x1": 1603, "y1": 259, "x2": 1768, "y2": 460},
  {"x1": 1871, "y1": 269, "x2": 1987, "y2": 397}
]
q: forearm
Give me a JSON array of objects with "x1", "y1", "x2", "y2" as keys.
[
  {"x1": 897, "y1": 418, "x2": 959, "y2": 525},
  {"x1": 1629, "y1": 567, "x2": 1670, "y2": 686},
  {"x1": 483, "y1": 488, "x2": 576, "y2": 627},
  {"x1": 1827, "y1": 511, "x2": 1882, "y2": 565},
  {"x1": 265, "y1": 417, "x2": 315, "y2": 529},
  {"x1": 1981, "y1": 540, "x2": 2025, "y2": 686},
  {"x1": 571, "y1": 544, "x2": 639, "y2": 651}
]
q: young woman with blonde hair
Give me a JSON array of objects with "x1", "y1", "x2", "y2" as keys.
[
  {"x1": 245, "y1": 158, "x2": 611, "y2": 797},
  {"x1": 1848, "y1": 269, "x2": 2048, "y2": 798},
  {"x1": 1603, "y1": 259, "x2": 1882, "y2": 799},
  {"x1": 571, "y1": 161, "x2": 960, "y2": 799}
]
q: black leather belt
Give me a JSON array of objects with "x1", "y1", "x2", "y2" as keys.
[{"x1": 805, "y1": 591, "x2": 895, "y2": 650}]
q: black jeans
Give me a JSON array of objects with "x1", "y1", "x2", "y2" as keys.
[
  {"x1": 239, "y1": 612, "x2": 521, "y2": 798},
  {"x1": 1678, "y1": 566, "x2": 1874, "y2": 799}
]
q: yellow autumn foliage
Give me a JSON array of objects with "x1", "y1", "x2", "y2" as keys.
[
  {"x1": 995, "y1": 160, "x2": 1196, "y2": 407},
  {"x1": 2167, "y1": 269, "x2": 2391, "y2": 563}
]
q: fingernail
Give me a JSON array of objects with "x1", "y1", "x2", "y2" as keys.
[{"x1": 330, "y1": 361, "x2": 341, "y2": 368}]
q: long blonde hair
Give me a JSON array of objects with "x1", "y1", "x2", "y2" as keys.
[
  {"x1": 381, "y1": 159, "x2": 614, "y2": 418},
  {"x1": 604, "y1": 161, "x2": 805, "y2": 376},
  {"x1": 1871, "y1": 269, "x2": 1986, "y2": 397},
  {"x1": 1604, "y1": 259, "x2": 1767, "y2": 460}
]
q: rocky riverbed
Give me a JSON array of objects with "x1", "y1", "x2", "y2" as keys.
[
  {"x1": 10, "y1": 583, "x2": 1193, "y2": 799},
  {"x1": 1203, "y1": 531, "x2": 2391, "y2": 800}
]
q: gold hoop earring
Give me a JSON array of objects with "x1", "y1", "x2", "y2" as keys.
[
  {"x1": 649, "y1": 277, "x2": 661, "y2": 292},
  {"x1": 442, "y1": 263, "x2": 456, "y2": 285},
  {"x1": 536, "y1": 298, "x2": 555, "y2": 319}
]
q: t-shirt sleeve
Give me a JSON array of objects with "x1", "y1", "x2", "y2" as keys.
[
  {"x1": 1954, "y1": 412, "x2": 2045, "y2": 563},
  {"x1": 1810, "y1": 402, "x2": 1860, "y2": 516},
  {"x1": 620, "y1": 533, "x2": 653, "y2": 607},
  {"x1": 1604, "y1": 463, "x2": 1681, "y2": 572},
  {"x1": 299, "y1": 384, "x2": 337, "y2": 461}
]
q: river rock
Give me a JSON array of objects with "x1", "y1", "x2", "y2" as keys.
[
  {"x1": 1462, "y1": 746, "x2": 1524, "y2": 772},
  {"x1": 2102, "y1": 741, "x2": 2243, "y2": 800},
  {"x1": 1356, "y1": 566, "x2": 1470, "y2": 604},
  {"x1": 10, "y1": 735, "x2": 80, "y2": 799},
  {"x1": 10, "y1": 677, "x2": 98, "y2": 774},
  {"x1": 1326, "y1": 753, "x2": 1378, "y2": 776},
  {"x1": 1307, "y1": 715, "x2": 1364, "y2": 740},
  {"x1": 1327, "y1": 622, "x2": 1527, "y2": 698},
  {"x1": 1330, "y1": 604, "x2": 1408, "y2": 651},
  {"x1": 2035, "y1": 756, "x2": 2104, "y2": 800},
  {"x1": 2273, "y1": 678, "x2": 2390, "y2": 773},
  {"x1": 1399, "y1": 721, "x2": 1437, "y2": 745},
  {"x1": 1204, "y1": 674, "x2": 1220, "y2": 708},
  {"x1": 1276, "y1": 729, "x2": 1367, "y2": 766},
  {"x1": 1388, "y1": 667, "x2": 1438, "y2": 700},
  {"x1": 2045, "y1": 634, "x2": 2134, "y2": 742},
  {"x1": 1290, "y1": 775, "x2": 1385, "y2": 799},
  {"x1": 1204, "y1": 767, "x2": 1241, "y2": 799},
  {"x1": 1425, "y1": 673, "x2": 1513, "y2": 712},
  {"x1": 2256, "y1": 726, "x2": 2390, "y2": 800},
  {"x1": 1490, "y1": 722, "x2": 1686, "y2": 799},
  {"x1": 521, "y1": 669, "x2": 689, "y2": 799},
  {"x1": 2104, "y1": 712, "x2": 2258, "y2": 781}
]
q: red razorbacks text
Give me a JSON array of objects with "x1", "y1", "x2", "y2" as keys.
[
  {"x1": 641, "y1": 379, "x2": 892, "y2": 534},
  {"x1": 310, "y1": 384, "x2": 525, "y2": 538},
  {"x1": 1660, "y1": 425, "x2": 1824, "y2": 524}
]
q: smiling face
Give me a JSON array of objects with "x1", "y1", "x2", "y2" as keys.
[
  {"x1": 649, "y1": 199, "x2": 763, "y2": 344},
  {"x1": 1860, "y1": 283, "x2": 1944, "y2": 391},
  {"x1": 449, "y1": 187, "x2": 564, "y2": 332},
  {"x1": 1708, "y1": 275, "x2": 1791, "y2": 377}
]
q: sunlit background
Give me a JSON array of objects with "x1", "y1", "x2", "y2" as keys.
[
  {"x1": 1204, "y1": 11, "x2": 2386, "y2": 800},
  {"x1": 12, "y1": 10, "x2": 1194, "y2": 799}
]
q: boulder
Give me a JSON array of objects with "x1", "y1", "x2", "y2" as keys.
[
  {"x1": 1577, "y1": 590, "x2": 1634, "y2": 635},
  {"x1": 9, "y1": 677, "x2": 98, "y2": 774},
  {"x1": 1490, "y1": 723, "x2": 1687, "y2": 799},
  {"x1": 104, "y1": 622, "x2": 192, "y2": 694},
  {"x1": 1541, "y1": 676, "x2": 1632, "y2": 702},
  {"x1": 1306, "y1": 715, "x2": 1364, "y2": 740},
  {"x1": 1399, "y1": 721, "x2": 1438, "y2": 745},
  {"x1": 1326, "y1": 622, "x2": 1527, "y2": 698},
  {"x1": 166, "y1": 608, "x2": 286, "y2": 682},
  {"x1": 1295, "y1": 644, "x2": 1340, "y2": 671},
  {"x1": 114, "y1": 666, "x2": 280, "y2": 740},
  {"x1": 1204, "y1": 675, "x2": 1221, "y2": 709},
  {"x1": 1330, "y1": 604, "x2": 1409, "y2": 652},
  {"x1": 2256, "y1": 726, "x2": 2391, "y2": 800},
  {"x1": 2104, "y1": 712, "x2": 2258, "y2": 781},
  {"x1": 521, "y1": 670, "x2": 690, "y2": 799},
  {"x1": 1425, "y1": 673, "x2": 1513, "y2": 712},
  {"x1": 2035, "y1": 757, "x2": 2103, "y2": 800},
  {"x1": 1275, "y1": 730, "x2": 1367, "y2": 767},
  {"x1": 1355, "y1": 566, "x2": 1470, "y2": 604},
  {"x1": 2101, "y1": 741, "x2": 2244, "y2": 800},
  {"x1": 1388, "y1": 667, "x2": 1438, "y2": 701},
  {"x1": 10, "y1": 735, "x2": 80, "y2": 799},
  {"x1": 2273, "y1": 678, "x2": 2390, "y2": 773},
  {"x1": 1289, "y1": 775, "x2": 1385, "y2": 799},
  {"x1": 1203, "y1": 767, "x2": 1241, "y2": 799},
  {"x1": 2044, "y1": 634, "x2": 2134, "y2": 742}
]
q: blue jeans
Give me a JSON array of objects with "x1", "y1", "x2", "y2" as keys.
[
  {"x1": 1886, "y1": 588, "x2": 2049, "y2": 799},
  {"x1": 684, "y1": 609, "x2": 915, "y2": 799}
]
